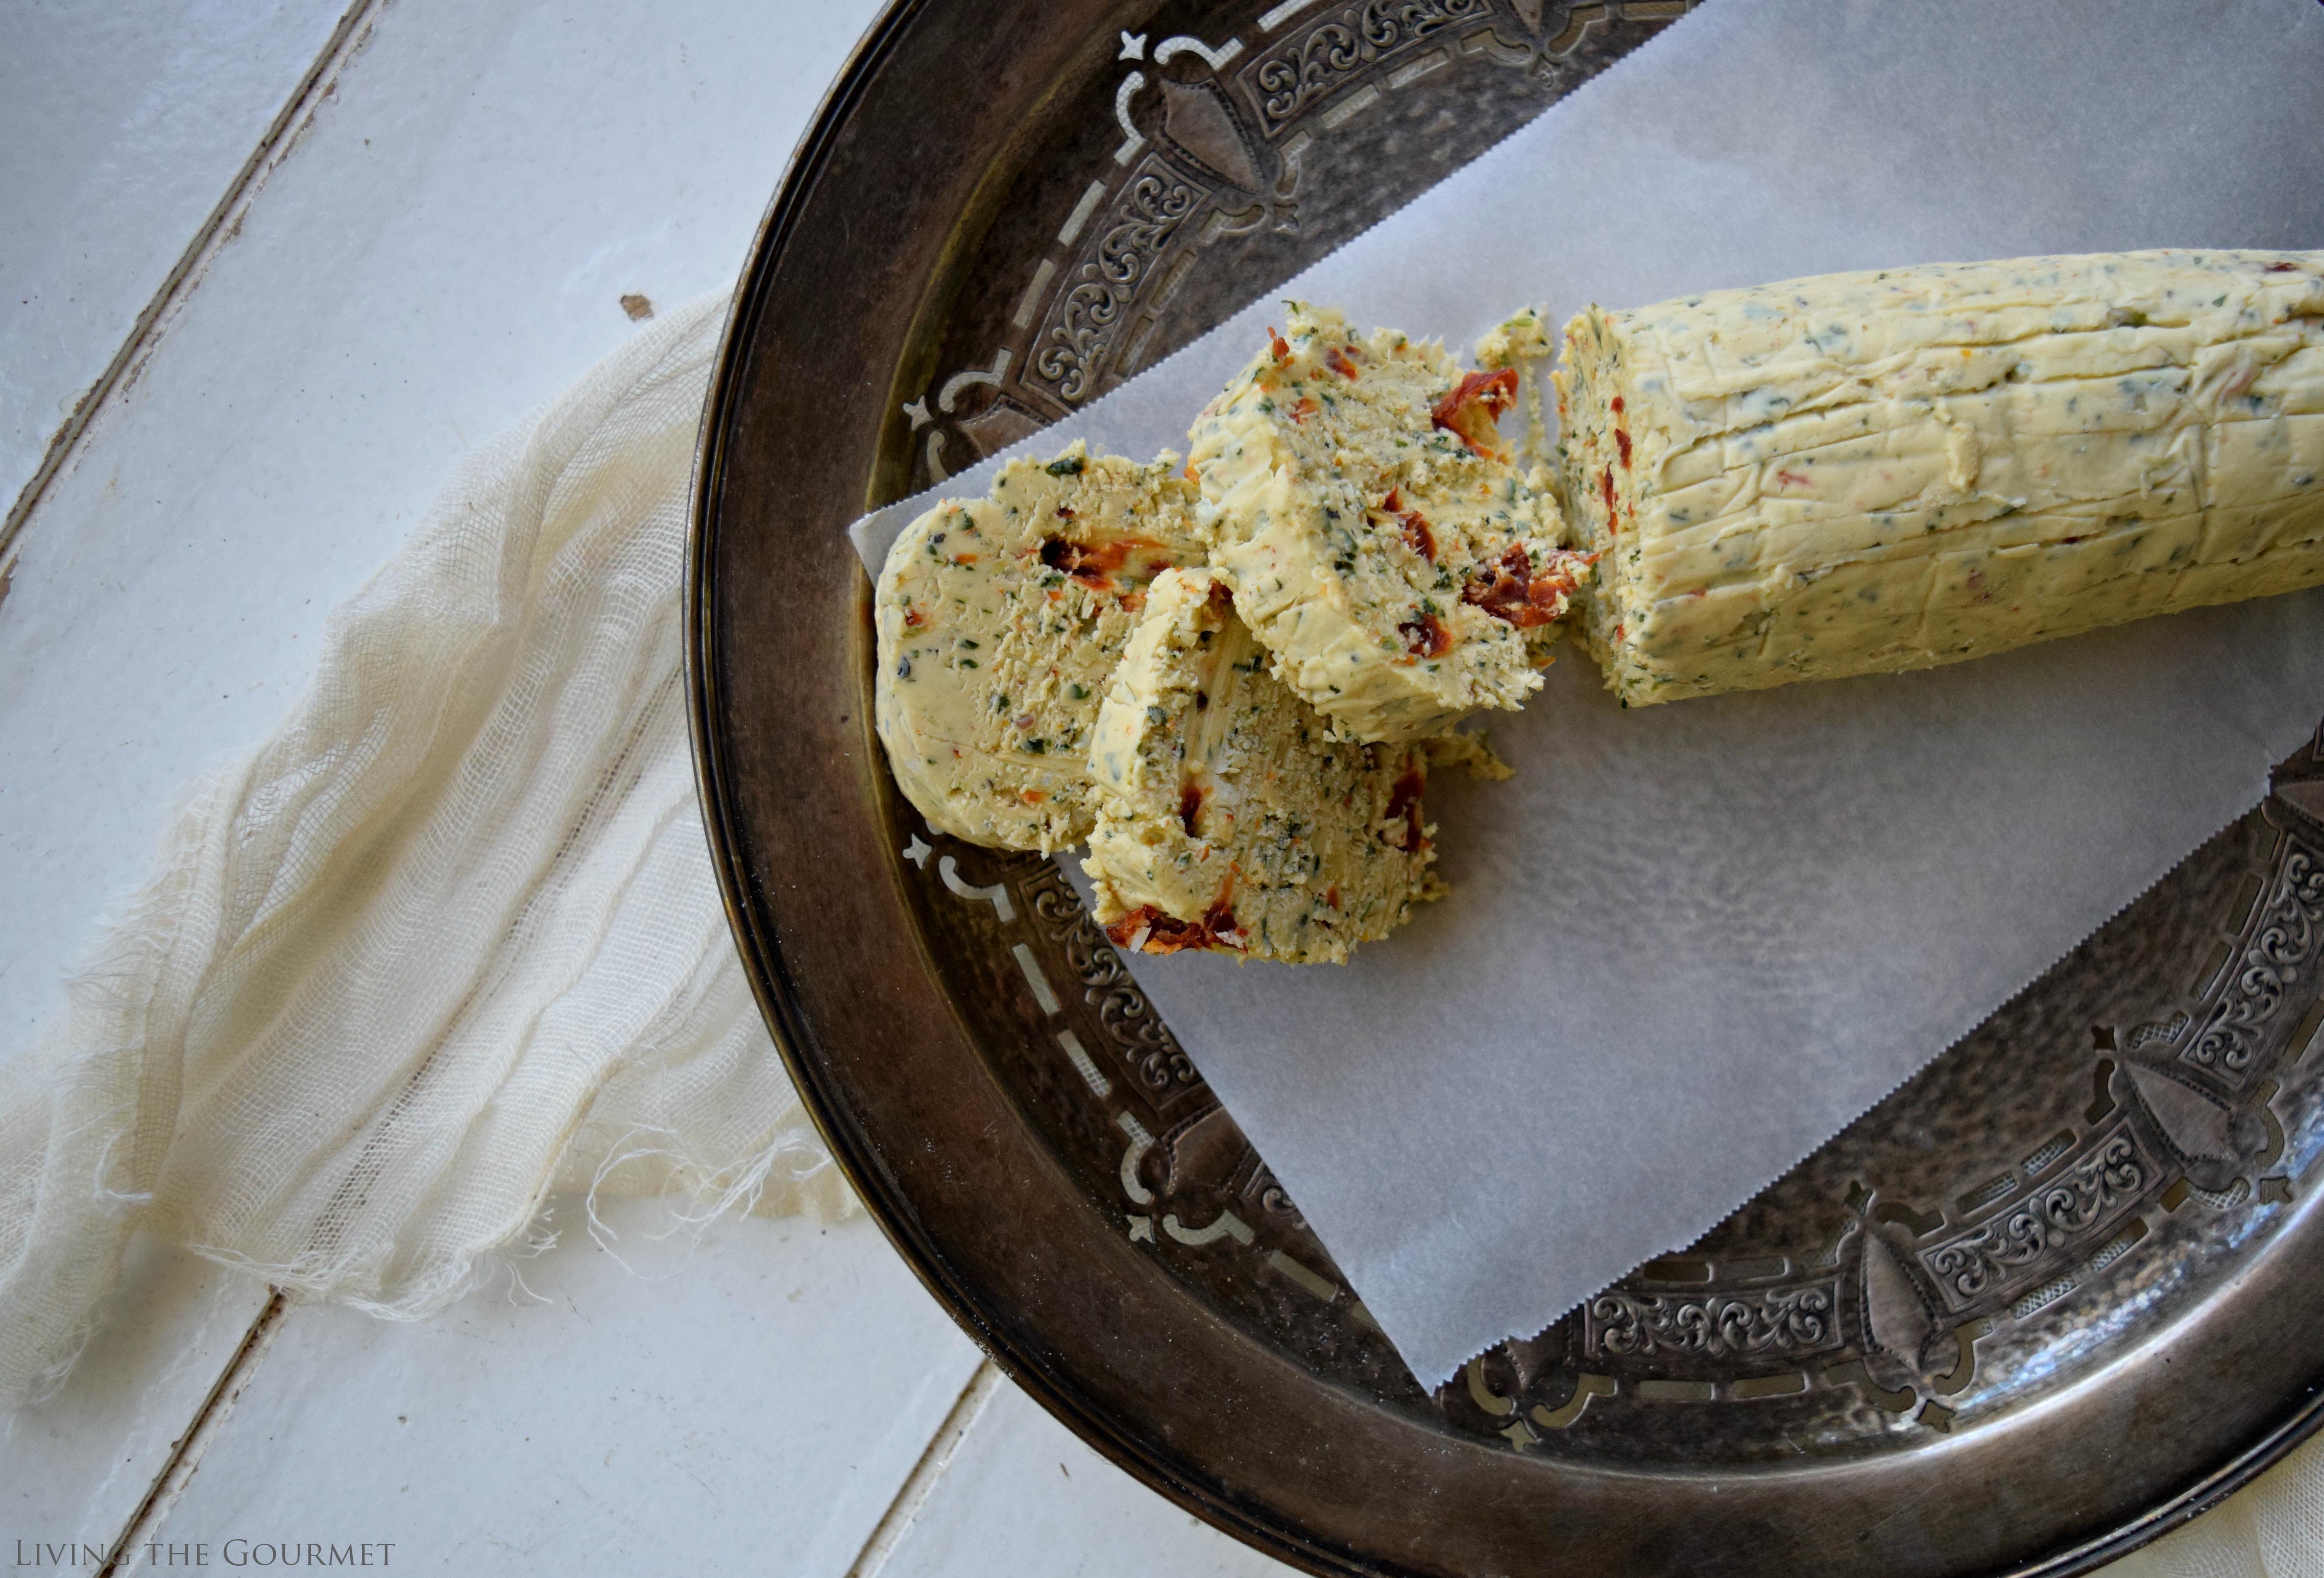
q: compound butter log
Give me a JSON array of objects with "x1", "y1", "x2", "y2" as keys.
[{"x1": 1556, "y1": 250, "x2": 2324, "y2": 706}]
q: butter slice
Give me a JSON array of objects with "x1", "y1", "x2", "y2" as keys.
[
  {"x1": 1559, "y1": 249, "x2": 2324, "y2": 705},
  {"x1": 1083, "y1": 569, "x2": 1441, "y2": 965},
  {"x1": 874, "y1": 444, "x2": 1206, "y2": 850},
  {"x1": 1190, "y1": 303, "x2": 1582, "y2": 744}
]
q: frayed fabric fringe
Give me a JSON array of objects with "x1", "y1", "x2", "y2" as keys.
[{"x1": 0, "y1": 297, "x2": 849, "y2": 1404}]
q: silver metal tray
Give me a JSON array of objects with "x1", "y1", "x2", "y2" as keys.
[{"x1": 689, "y1": 2, "x2": 2324, "y2": 1569}]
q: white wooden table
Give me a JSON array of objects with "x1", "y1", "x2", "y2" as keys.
[
  {"x1": 0, "y1": 4, "x2": 1288, "y2": 1572},
  {"x1": 0, "y1": 5, "x2": 2234, "y2": 1573}
]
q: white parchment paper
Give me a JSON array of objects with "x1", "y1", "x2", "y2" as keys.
[{"x1": 850, "y1": 0, "x2": 2324, "y2": 1386}]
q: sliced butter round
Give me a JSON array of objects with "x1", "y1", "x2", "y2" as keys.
[
  {"x1": 1188, "y1": 302, "x2": 1587, "y2": 744},
  {"x1": 1083, "y1": 567, "x2": 1442, "y2": 966},
  {"x1": 874, "y1": 443, "x2": 1206, "y2": 851}
]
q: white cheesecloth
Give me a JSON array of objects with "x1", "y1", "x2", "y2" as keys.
[
  {"x1": 0, "y1": 296, "x2": 847, "y2": 1407},
  {"x1": 0, "y1": 289, "x2": 2315, "y2": 1576}
]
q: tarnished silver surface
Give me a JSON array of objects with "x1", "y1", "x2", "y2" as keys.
[
  {"x1": 917, "y1": 733, "x2": 2324, "y2": 1466},
  {"x1": 691, "y1": 1, "x2": 2324, "y2": 1571}
]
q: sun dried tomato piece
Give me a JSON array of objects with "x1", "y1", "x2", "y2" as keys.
[
  {"x1": 1038, "y1": 534, "x2": 1150, "y2": 591},
  {"x1": 1462, "y1": 544, "x2": 1591, "y2": 630},
  {"x1": 1268, "y1": 326, "x2": 1292, "y2": 362},
  {"x1": 1104, "y1": 901, "x2": 1247, "y2": 954},
  {"x1": 1289, "y1": 396, "x2": 1320, "y2": 424},
  {"x1": 1532, "y1": 548, "x2": 1597, "y2": 603},
  {"x1": 1324, "y1": 344, "x2": 1363, "y2": 380},
  {"x1": 1380, "y1": 486, "x2": 1436, "y2": 563},
  {"x1": 1398, "y1": 611, "x2": 1451, "y2": 657},
  {"x1": 1381, "y1": 764, "x2": 1426, "y2": 851},
  {"x1": 1430, "y1": 368, "x2": 1519, "y2": 457}
]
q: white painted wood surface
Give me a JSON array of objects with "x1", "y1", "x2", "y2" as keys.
[
  {"x1": 1, "y1": 1241, "x2": 274, "y2": 1570},
  {"x1": 148, "y1": 1202, "x2": 987, "y2": 1576},
  {"x1": 0, "y1": 0, "x2": 865, "y2": 1055},
  {"x1": 0, "y1": 2, "x2": 2244, "y2": 1573},
  {"x1": 869, "y1": 1384, "x2": 1291, "y2": 1578},
  {"x1": 0, "y1": 0, "x2": 356, "y2": 525}
]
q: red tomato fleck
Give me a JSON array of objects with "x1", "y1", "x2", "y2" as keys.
[
  {"x1": 1462, "y1": 544, "x2": 1591, "y2": 630},
  {"x1": 1430, "y1": 369, "x2": 1519, "y2": 457},
  {"x1": 1399, "y1": 611, "x2": 1452, "y2": 657},
  {"x1": 1610, "y1": 396, "x2": 1625, "y2": 414},
  {"x1": 1105, "y1": 896, "x2": 1246, "y2": 954},
  {"x1": 1382, "y1": 765, "x2": 1427, "y2": 852},
  {"x1": 1614, "y1": 427, "x2": 1633, "y2": 469},
  {"x1": 1381, "y1": 486, "x2": 1436, "y2": 562},
  {"x1": 1324, "y1": 886, "x2": 1342, "y2": 909},
  {"x1": 1178, "y1": 781, "x2": 1204, "y2": 836},
  {"x1": 1268, "y1": 326, "x2": 1292, "y2": 363},
  {"x1": 903, "y1": 607, "x2": 926, "y2": 628},
  {"x1": 1289, "y1": 396, "x2": 1320, "y2": 424},
  {"x1": 1039, "y1": 534, "x2": 1155, "y2": 591},
  {"x1": 1775, "y1": 468, "x2": 1811, "y2": 488}
]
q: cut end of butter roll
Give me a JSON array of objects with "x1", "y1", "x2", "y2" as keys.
[
  {"x1": 1190, "y1": 303, "x2": 1584, "y2": 744},
  {"x1": 1557, "y1": 249, "x2": 2324, "y2": 706},
  {"x1": 1083, "y1": 568, "x2": 1442, "y2": 965},
  {"x1": 874, "y1": 442, "x2": 1207, "y2": 851}
]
